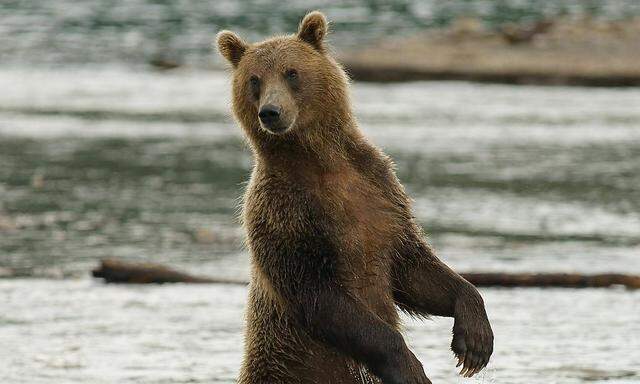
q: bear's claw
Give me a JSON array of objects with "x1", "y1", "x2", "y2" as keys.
[{"x1": 451, "y1": 317, "x2": 493, "y2": 378}]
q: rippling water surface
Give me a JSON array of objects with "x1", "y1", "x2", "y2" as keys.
[{"x1": 1, "y1": 67, "x2": 639, "y2": 383}]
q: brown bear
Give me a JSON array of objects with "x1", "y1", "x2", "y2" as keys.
[{"x1": 216, "y1": 11, "x2": 493, "y2": 384}]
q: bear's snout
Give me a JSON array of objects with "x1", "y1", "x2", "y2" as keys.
[
  {"x1": 258, "y1": 104, "x2": 281, "y2": 125},
  {"x1": 259, "y1": 104, "x2": 290, "y2": 133}
]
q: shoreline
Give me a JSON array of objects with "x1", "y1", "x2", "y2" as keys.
[
  {"x1": 339, "y1": 16, "x2": 640, "y2": 87},
  {"x1": 342, "y1": 64, "x2": 640, "y2": 87}
]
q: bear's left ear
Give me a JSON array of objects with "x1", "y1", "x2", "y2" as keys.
[
  {"x1": 297, "y1": 11, "x2": 328, "y2": 52},
  {"x1": 216, "y1": 30, "x2": 248, "y2": 68}
]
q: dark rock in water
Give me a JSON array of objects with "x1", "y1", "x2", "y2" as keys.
[
  {"x1": 500, "y1": 20, "x2": 554, "y2": 45},
  {"x1": 149, "y1": 56, "x2": 182, "y2": 70}
]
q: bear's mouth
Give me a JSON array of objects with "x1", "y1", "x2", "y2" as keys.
[{"x1": 260, "y1": 121, "x2": 291, "y2": 135}]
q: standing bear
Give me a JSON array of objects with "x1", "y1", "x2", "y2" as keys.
[{"x1": 216, "y1": 11, "x2": 493, "y2": 384}]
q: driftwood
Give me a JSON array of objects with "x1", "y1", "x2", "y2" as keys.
[
  {"x1": 462, "y1": 272, "x2": 640, "y2": 289},
  {"x1": 92, "y1": 259, "x2": 640, "y2": 289},
  {"x1": 92, "y1": 258, "x2": 245, "y2": 285}
]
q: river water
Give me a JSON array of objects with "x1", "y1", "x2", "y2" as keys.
[
  {"x1": 1, "y1": 67, "x2": 639, "y2": 383},
  {"x1": 3, "y1": 0, "x2": 640, "y2": 67}
]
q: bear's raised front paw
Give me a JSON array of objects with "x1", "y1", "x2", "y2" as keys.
[{"x1": 451, "y1": 316, "x2": 494, "y2": 378}]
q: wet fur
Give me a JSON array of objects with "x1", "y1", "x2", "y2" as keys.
[{"x1": 218, "y1": 11, "x2": 493, "y2": 384}]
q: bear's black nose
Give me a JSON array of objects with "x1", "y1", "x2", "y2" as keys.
[{"x1": 258, "y1": 104, "x2": 281, "y2": 126}]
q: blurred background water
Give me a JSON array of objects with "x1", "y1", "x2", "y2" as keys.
[
  {"x1": 1, "y1": 1, "x2": 640, "y2": 384},
  {"x1": 2, "y1": 0, "x2": 640, "y2": 67}
]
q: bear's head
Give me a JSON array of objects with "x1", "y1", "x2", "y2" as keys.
[{"x1": 216, "y1": 11, "x2": 352, "y2": 149}]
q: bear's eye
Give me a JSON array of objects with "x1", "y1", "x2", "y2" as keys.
[
  {"x1": 249, "y1": 75, "x2": 260, "y2": 100},
  {"x1": 284, "y1": 69, "x2": 298, "y2": 81}
]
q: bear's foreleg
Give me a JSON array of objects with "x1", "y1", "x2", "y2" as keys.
[
  {"x1": 253, "y1": 226, "x2": 431, "y2": 384},
  {"x1": 300, "y1": 285, "x2": 432, "y2": 384},
  {"x1": 391, "y1": 226, "x2": 494, "y2": 377}
]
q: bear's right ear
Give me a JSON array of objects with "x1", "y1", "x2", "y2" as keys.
[
  {"x1": 216, "y1": 30, "x2": 248, "y2": 67},
  {"x1": 297, "y1": 11, "x2": 328, "y2": 52}
]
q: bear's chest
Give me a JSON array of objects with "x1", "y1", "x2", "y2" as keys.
[
  {"x1": 243, "y1": 166, "x2": 400, "y2": 319},
  {"x1": 242, "y1": 171, "x2": 316, "y2": 240},
  {"x1": 243, "y1": 166, "x2": 400, "y2": 251}
]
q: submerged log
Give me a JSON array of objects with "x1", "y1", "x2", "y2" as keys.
[
  {"x1": 91, "y1": 258, "x2": 245, "y2": 285},
  {"x1": 92, "y1": 259, "x2": 640, "y2": 289},
  {"x1": 463, "y1": 272, "x2": 640, "y2": 289}
]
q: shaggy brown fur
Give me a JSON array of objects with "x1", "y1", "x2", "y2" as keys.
[{"x1": 217, "y1": 11, "x2": 493, "y2": 384}]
